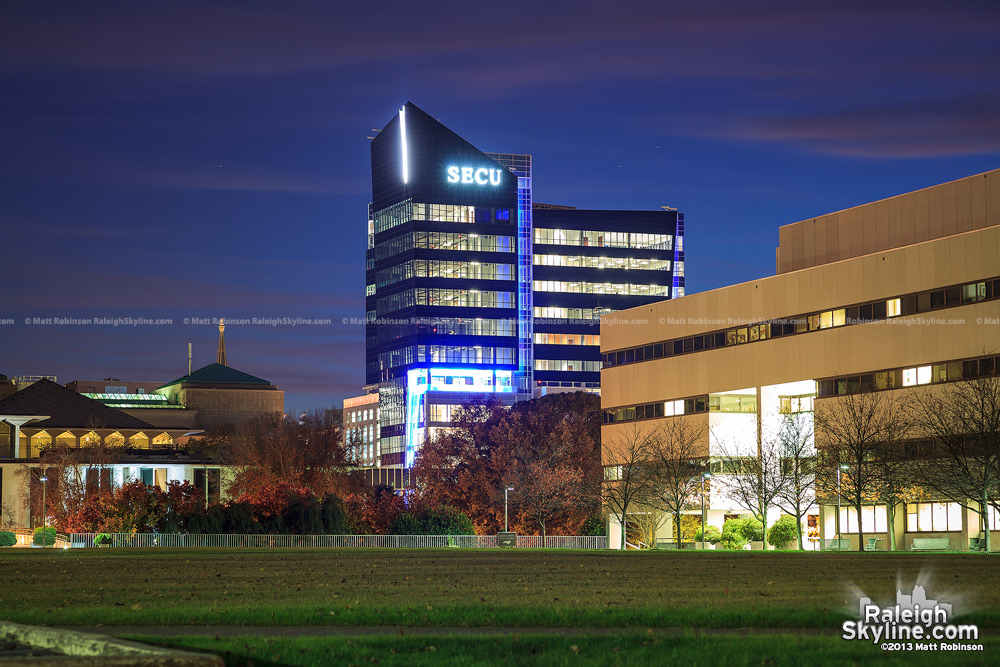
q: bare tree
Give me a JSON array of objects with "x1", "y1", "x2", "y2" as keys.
[
  {"x1": 1, "y1": 502, "x2": 16, "y2": 530},
  {"x1": 717, "y1": 434, "x2": 787, "y2": 550},
  {"x1": 631, "y1": 504, "x2": 668, "y2": 549},
  {"x1": 21, "y1": 437, "x2": 116, "y2": 531},
  {"x1": 814, "y1": 390, "x2": 912, "y2": 552},
  {"x1": 645, "y1": 419, "x2": 708, "y2": 548},
  {"x1": 774, "y1": 413, "x2": 816, "y2": 550},
  {"x1": 909, "y1": 371, "x2": 1000, "y2": 552},
  {"x1": 602, "y1": 423, "x2": 656, "y2": 550}
]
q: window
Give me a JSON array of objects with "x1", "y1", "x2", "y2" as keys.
[
  {"x1": 906, "y1": 502, "x2": 962, "y2": 532},
  {"x1": 962, "y1": 282, "x2": 986, "y2": 303},
  {"x1": 839, "y1": 506, "x2": 888, "y2": 533},
  {"x1": 886, "y1": 298, "x2": 902, "y2": 317},
  {"x1": 780, "y1": 395, "x2": 814, "y2": 414}
]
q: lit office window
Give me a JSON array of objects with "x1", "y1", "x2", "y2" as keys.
[
  {"x1": 839, "y1": 507, "x2": 888, "y2": 533},
  {"x1": 906, "y1": 502, "x2": 962, "y2": 532}
]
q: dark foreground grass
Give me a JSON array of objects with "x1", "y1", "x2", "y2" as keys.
[
  {"x1": 125, "y1": 633, "x2": 998, "y2": 666},
  {"x1": 2, "y1": 548, "x2": 998, "y2": 628}
]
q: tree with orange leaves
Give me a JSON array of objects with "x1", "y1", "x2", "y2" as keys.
[{"x1": 412, "y1": 392, "x2": 601, "y2": 536}]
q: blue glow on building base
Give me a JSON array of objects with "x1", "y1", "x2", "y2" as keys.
[{"x1": 404, "y1": 367, "x2": 515, "y2": 466}]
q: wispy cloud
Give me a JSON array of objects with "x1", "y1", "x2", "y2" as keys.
[{"x1": 718, "y1": 93, "x2": 1000, "y2": 158}]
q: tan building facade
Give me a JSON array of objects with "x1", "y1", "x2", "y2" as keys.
[{"x1": 600, "y1": 169, "x2": 1000, "y2": 550}]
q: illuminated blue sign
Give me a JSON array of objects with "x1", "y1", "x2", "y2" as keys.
[{"x1": 446, "y1": 165, "x2": 503, "y2": 186}]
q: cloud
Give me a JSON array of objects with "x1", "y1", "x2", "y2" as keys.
[
  {"x1": 5, "y1": 1, "x2": 996, "y2": 89},
  {"x1": 721, "y1": 93, "x2": 1000, "y2": 159}
]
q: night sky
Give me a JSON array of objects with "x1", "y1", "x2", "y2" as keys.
[{"x1": 2, "y1": 1, "x2": 999, "y2": 411}]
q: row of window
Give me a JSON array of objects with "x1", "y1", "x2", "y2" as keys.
[
  {"x1": 374, "y1": 201, "x2": 515, "y2": 235},
  {"x1": 602, "y1": 393, "x2": 813, "y2": 425},
  {"x1": 422, "y1": 345, "x2": 516, "y2": 365},
  {"x1": 533, "y1": 229, "x2": 673, "y2": 250},
  {"x1": 835, "y1": 502, "x2": 979, "y2": 533},
  {"x1": 377, "y1": 317, "x2": 516, "y2": 342},
  {"x1": 377, "y1": 288, "x2": 515, "y2": 314},
  {"x1": 427, "y1": 403, "x2": 463, "y2": 423},
  {"x1": 346, "y1": 425, "x2": 376, "y2": 444},
  {"x1": 817, "y1": 355, "x2": 1000, "y2": 397},
  {"x1": 533, "y1": 306, "x2": 615, "y2": 320},
  {"x1": 376, "y1": 260, "x2": 515, "y2": 288},
  {"x1": 411, "y1": 203, "x2": 511, "y2": 225},
  {"x1": 534, "y1": 359, "x2": 602, "y2": 372},
  {"x1": 533, "y1": 254, "x2": 671, "y2": 271},
  {"x1": 416, "y1": 259, "x2": 513, "y2": 281},
  {"x1": 348, "y1": 408, "x2": 377, "y2": 423},
  {"x1": 373, "y1": 200, "x2": 412, "y2": 234},
  {"x1": 375, "y1": 231, "x2": 514, "y2": 261},
  {"x1": 532, "y1": 280, "x2": 668, "y2": 296},
  {"x1": 377, "y1": 345, "x2": 517, "y2": 370},
  {"x1": 603, "y1": 277, "x2": 1000, "y2": 368},
  {"x1": 602, "y1": 396, "x2": 710, "y2": 424},
  {"x1": 533, "y1": 333, "x2": 600, "y2": 346}
]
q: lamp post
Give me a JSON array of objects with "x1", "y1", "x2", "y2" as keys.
[
  {"x1": 701, "y1": 472, "x2": 711, "y2": 550},
  {"x1": 836, "y1": 464, "x2": 848, "y2": 541},
  {"x1": 39, "y1": 474, "x2": 48, "y2": 548},
  {"x1": 504, "y1": 486, "x2": 514, "y2": 532}
]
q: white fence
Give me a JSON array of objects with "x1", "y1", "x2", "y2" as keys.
[{"x1": 68, "y1": 533, "x2": 607, "y2": 550}]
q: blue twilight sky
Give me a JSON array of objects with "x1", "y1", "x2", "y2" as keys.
[{"x1": 1, "y1": 0, "x2": 999, "y2": 412}]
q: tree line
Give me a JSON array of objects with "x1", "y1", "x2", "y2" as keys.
[{"x1": 23, "y1": 393, "x2": 605, "y2": 540}]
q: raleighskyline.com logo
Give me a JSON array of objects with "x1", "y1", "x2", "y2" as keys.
[{"x1": 842, "y1": 585, "x2": 982, "y2": 652}]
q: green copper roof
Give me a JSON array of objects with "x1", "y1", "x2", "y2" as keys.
[{"x1": 157, "y1": 363, "x2": 274, "y2": 390}]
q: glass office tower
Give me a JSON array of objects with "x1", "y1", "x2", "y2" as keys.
[
  {"x1": 531, "y1": 205, "x2": 683, "y2": 394},
  {"x1": 367, "y1": 103, "x2": 530, "y2": 467},
  {"x1": 367, "y1": 102, "x2": 681, "y2": 468}
]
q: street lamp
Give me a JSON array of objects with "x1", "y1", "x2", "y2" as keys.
[
  {"x1": 504, "y1": 486, "x2": 514, "y2": 532},
  {"x1": 836, "y1": 464, "x2": 849, "y2": 541},
  {"x1": 701, "y1": 472, "x2": 711, "y2": 550},
  {"x1": 39, "y1": 474, "x2": 48, "y2": 548}
]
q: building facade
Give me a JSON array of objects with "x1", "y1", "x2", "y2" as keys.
[
  {"x1": 600, "y1": 169, "x2": 1000, "y2": 550},
  {"x1": 366, "y1": 103, "x2": 681, "y2": 468},
  {"x1": 532, "y1": 204, "x2": 683, "y2": 395},
  {"x1": 343, "y1": 390, "x2": 380, "y2": 466},
  {"x1": 367, "y1": 103, "x2": 527, "y2": 468}
]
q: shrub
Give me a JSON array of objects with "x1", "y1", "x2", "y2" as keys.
[
  {"x1": 581, "y1": 514, "x2": 606, "y2": 537},
  {"x1": 767, "y1": 515, "x2": 800, "y2": 548},
  {"x1": 720, "y1": 517, "x2": 763, "y2": 549},
  {"x1": 389, "y1": 506, "x2": 475, "y2": 535},
  {"x1": 94, "y1": 533, "x2": 112, "y2": 546},
  {"x1": 0, "y1": 531, "x2": 16, "y2": 547},
  {"x1": 320, "y1": 495, "x2": 347, "y2": 535},
  {"x1": 388, "y1": 512, "x2": 422, "y2": 535},
  {"x1": 693, "y1": 525, "x2": 722, "y2": 545},
  {"x1": 422, "y1": 507, "x2": 474, "y2": 535},
  {"x1": 33, "y1": 526, "x2": 56, "y2": 546},
  {"x1": 283, "y1": 497, "x2": 325, "y2": 535}
]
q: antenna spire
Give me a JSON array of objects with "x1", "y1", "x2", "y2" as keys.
[{"x1": 217, "y1": 318, "x2": 227, "y2": 366}]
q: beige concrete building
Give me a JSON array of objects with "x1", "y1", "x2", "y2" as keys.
[
  {"x1": 600, "y1": 169, "x2": 1000, "y2": 550},
  {"x1": 343, "y1": 390, "x2": 380, "y2": 467}
]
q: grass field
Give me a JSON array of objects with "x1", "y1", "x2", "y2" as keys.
[
  {"x1": 123, "y1": 633, "x2": 999, "y2": 666},
  {"x1": 2, "y1": 548, "x2": 997, "y2": 664}
]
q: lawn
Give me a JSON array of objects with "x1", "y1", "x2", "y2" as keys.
[
  {"x1": 122, "y1": 633, "x2": 1000, "y2": 666},
  {"x1": 2, "y1": 548, "x2": 998, "y2": 629}
]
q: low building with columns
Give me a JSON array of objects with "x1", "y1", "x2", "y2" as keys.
[
  {"x1": 0, "y1": 379, "x2": 203, "y2": 528},
  {"x1": 0, "y1": 322, "x2": 284, "y2": 528}
]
